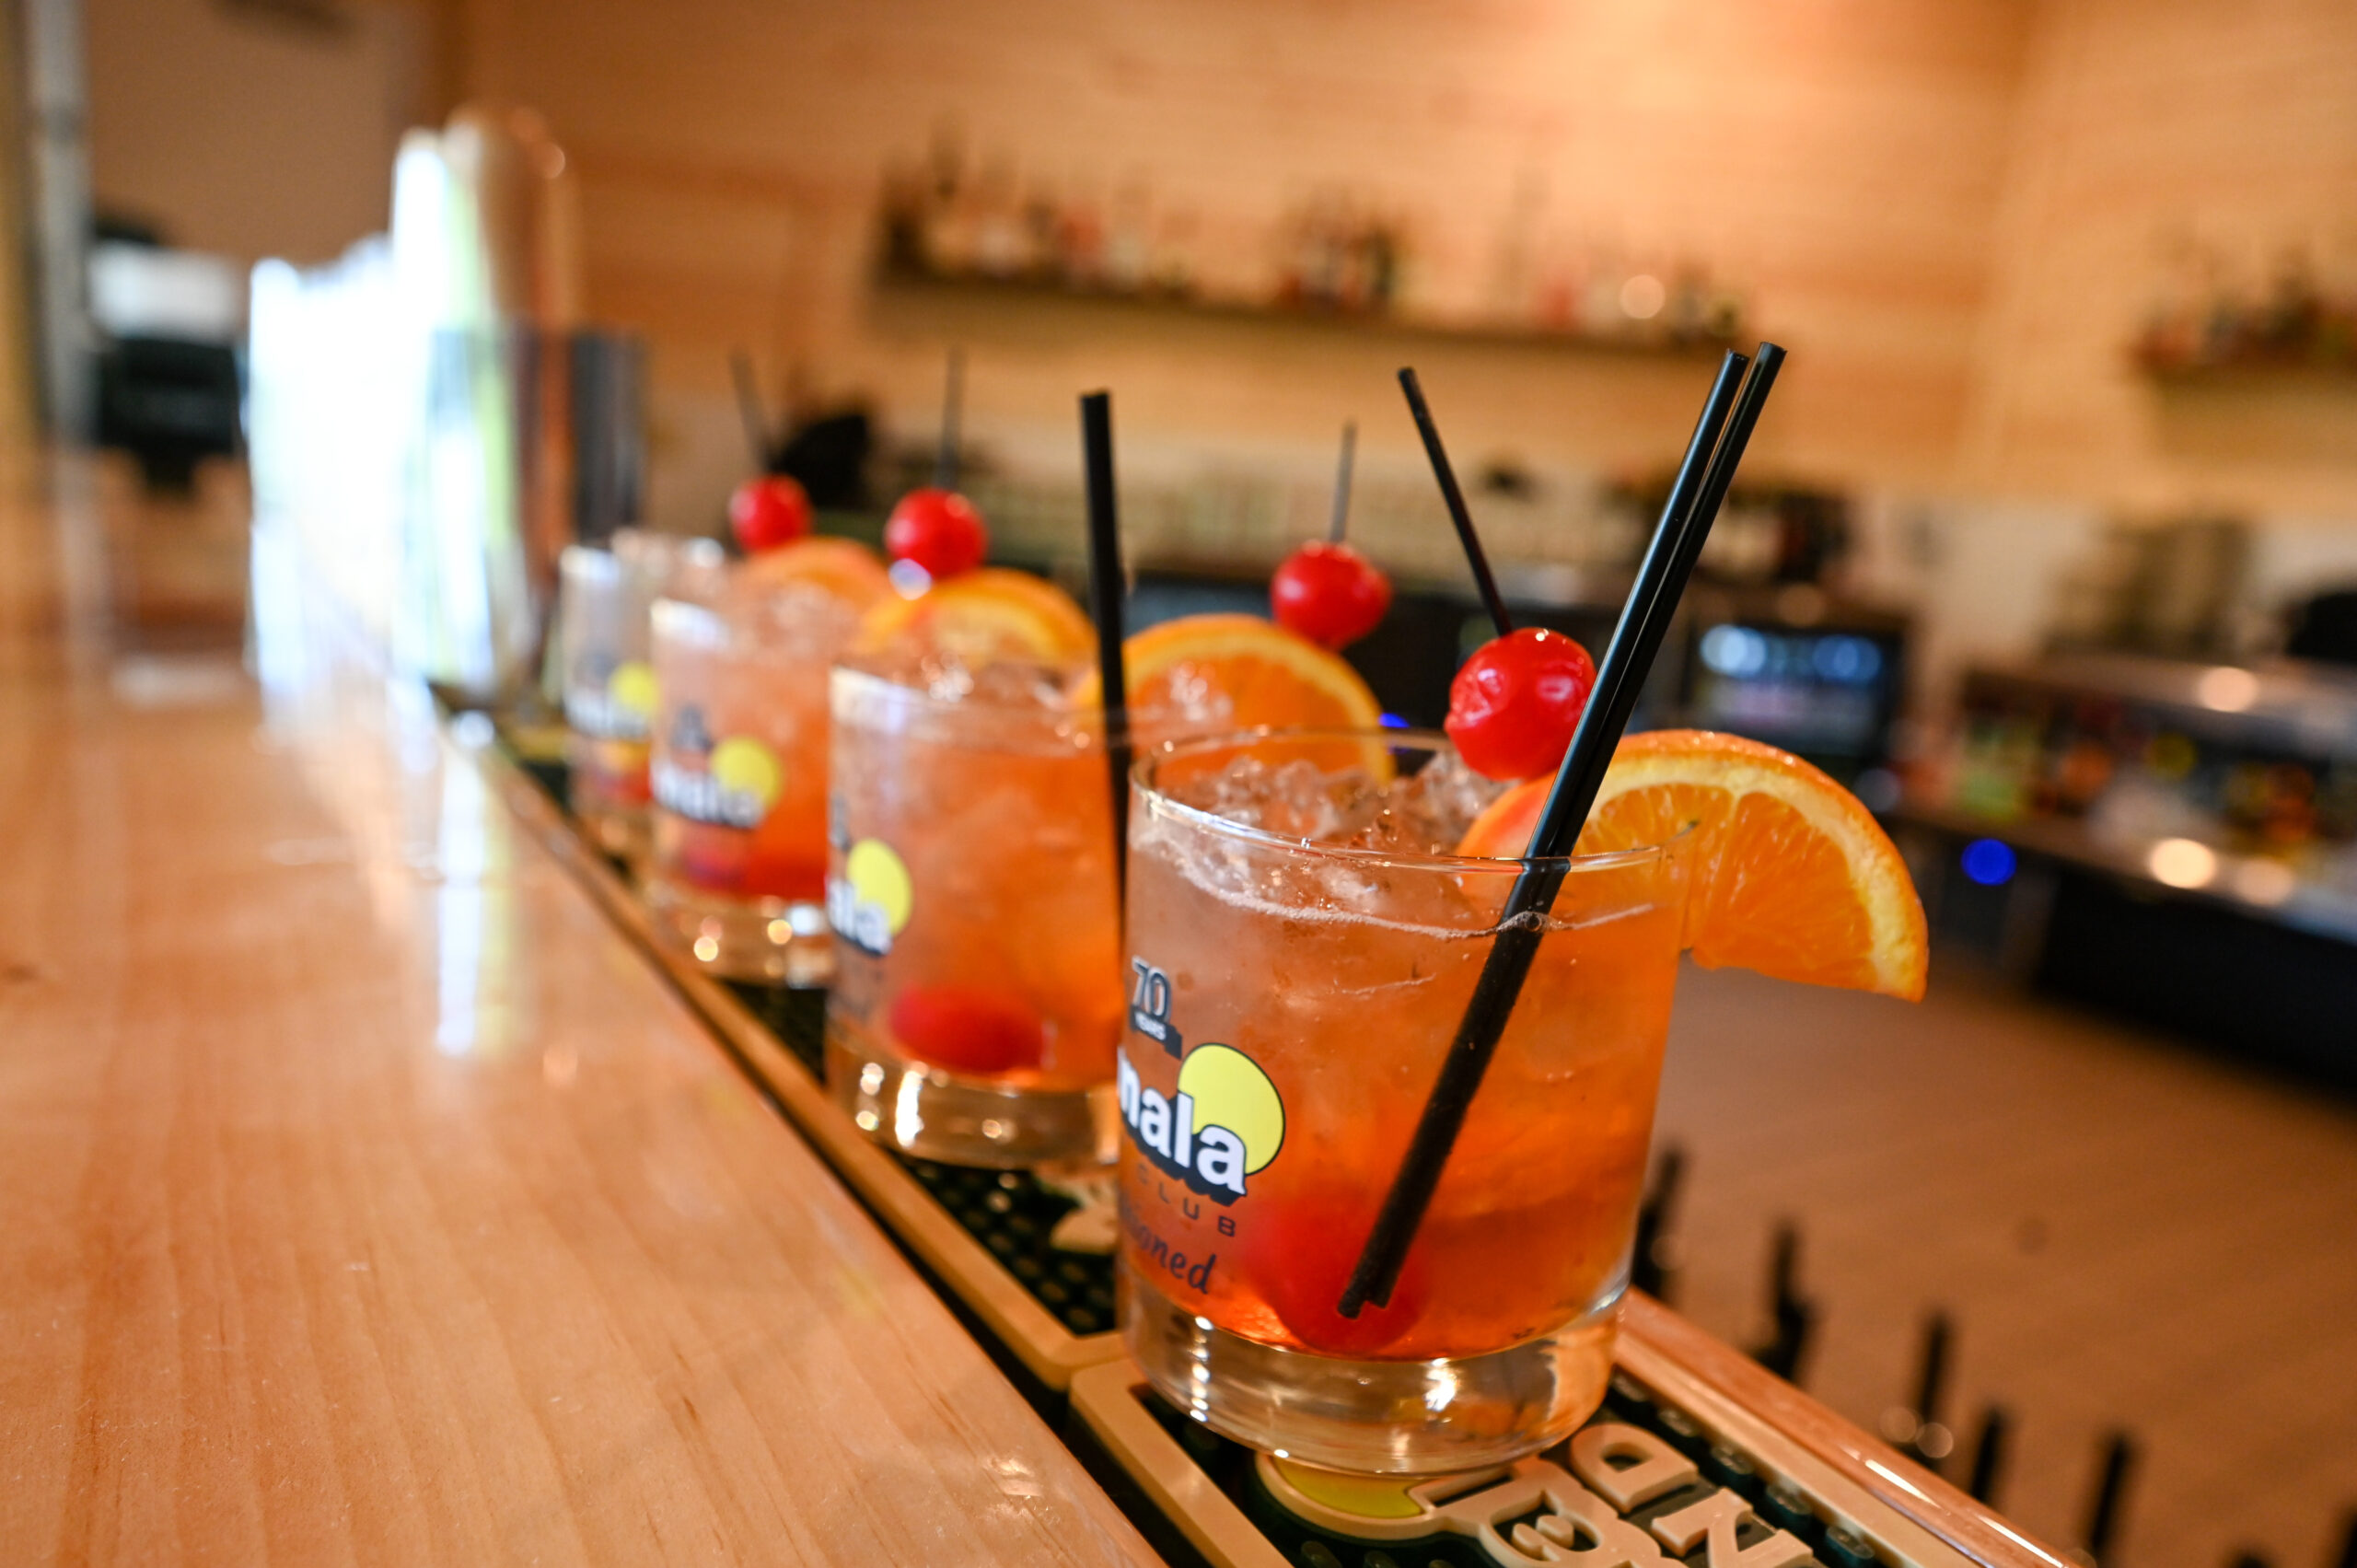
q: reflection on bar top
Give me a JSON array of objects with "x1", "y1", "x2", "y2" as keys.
[{"x1": 0, "y1": 644, "x2": 1162, "y2": 1567}]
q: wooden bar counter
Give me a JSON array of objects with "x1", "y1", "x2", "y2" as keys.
[
  {"x1": 0, "y1": 650, "x2": 1162, "y2": 1565},
  {"x1": 0, "y1": 485, "x2": 2074, "y2": 1568}
]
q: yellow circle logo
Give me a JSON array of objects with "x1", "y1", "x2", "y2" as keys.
[
  {"x1": 709, "y1": 736, "x2": 783, "y2": 815},
  {"x1": 844, "y1": 839, "x2": 913, "y2": 935},
  {"x1": 1176, "y1": 1043, "x2": 1283, "y2": 1175},
  {"x1": 608, "y1": 659, "x2": 658, "y2": 720}
]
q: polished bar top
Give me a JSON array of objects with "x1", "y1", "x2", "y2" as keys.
[{"x1": 0, "y1": 656, "x2": 1161, "y2": 1564}]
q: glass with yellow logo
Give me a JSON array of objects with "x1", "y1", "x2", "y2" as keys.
[
  {"x1": 823, "y1": 655, "x2": 1124, "y2": 1168},
  {"x1": 1118, "y1": 728, "x2": 1689, "y2": 1476},
  {"x1": 644, "y1": 567, "x2": 861, "y2": 983},
  {"x1": 556, "y1": 530, "x2": 722, "y2": 862}
]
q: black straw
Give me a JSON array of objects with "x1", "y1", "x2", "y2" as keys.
[
  {"x1": 1080, "y1": 390, "x2": 1131, "y2": 895},
  {"x1": 730, "y1": 349, "x2": 771, "y2": 470},
  {"x1": 1337, "y1": 345, "x2": 1779, "y2": 1318},
  {"x1": 935, "y1": 347, "x2": 966, "y2": 490},
  {"x1": 1399, "y1": 368, "x2": 1512, "y2": 635},
  {"x1": 1327, "y1": 420, "x2": 1357, "y2": 543},
  {"x1": 1525, "y1": 343, "x2": 1782, "y2": 858}
]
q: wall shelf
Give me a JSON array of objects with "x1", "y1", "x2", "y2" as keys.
[
  {"x1": 2134, "y1": 354, "x2": 2357, "y2": 389},
  {"x1": 871, "y1": 262, "x2": 1740, "y2": 361}
]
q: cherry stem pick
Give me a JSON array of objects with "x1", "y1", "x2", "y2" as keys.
[
  {"x1": 1399, "y1": 367, "x2": 1511, "y2": 635},
  {"x1": 1328, "y1": 420, "x2": 1357, "y2": 543},
  {"x1": 1338, "y1": 344, "x2": 1783, "y2": 1321},
  {"x1": 730, "y1": 348, "x2": 771, "y2": 470},
  {"x1": 935, "y1": 346, "x2": 966, "y2": 491}
]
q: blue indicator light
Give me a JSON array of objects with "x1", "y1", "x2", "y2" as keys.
[
  {"x1": 1378, "y1": 712, "x2": 1411, "y2": 729},
  {"x1": 1812, "y1": 634, "x2": 1884, "y2": 685},
  {"x1": 1961, "y1": 838, "x2": 2016, "y2": 887},
  {"x1": 1699, "y1": 623, "x2": 1770, "y2": 678}
]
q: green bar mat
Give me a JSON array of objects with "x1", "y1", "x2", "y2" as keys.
[{"x1": 1136, "y1": 1371, "x2": 1842, "y2": 1568}]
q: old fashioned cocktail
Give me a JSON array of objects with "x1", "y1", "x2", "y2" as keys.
[
  {"x1": 644, "y1": 564, "x2": 868, "y2": 982},
  {"x1": 1119, "y1": 728, "x2": 1689, "y2": 1474},
  {"x1": 555, "y1": 529, "x2": 721, "y2": 862},
  {"x1": 824, "y1": 586, "x2": 1399, "y2": 1168},
  {"x1": 824, "y1": 652, "x2": 1126, "y2": 1167}
]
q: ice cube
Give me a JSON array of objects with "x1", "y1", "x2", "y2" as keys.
[
  {"x1": 721, "y1": 575, "x2": 865, "y2": 656},
  {"x1": 840, "y1": 626, "x2": 948, "y2": 695},
  {"x1": 1278, "y1": 760, "x2": 1364, "y2": 840},
  {"x1": 1387, "y1": 749, "x2": 1514, "y2": 854},
  {"x1": 842, "y1": 629, "x2": 1081, "y2": 707},
  {"x1": 1172, "y1": 755, "x2": 1359, "y2": 841},
  {"x1": 1145, "y1": 752, "x2": 1501, "y2": 936},
  {"x1": 1148, "y1": 658, "x2": 1237, "y2": 730},
  {"x1": 1168, "y1": 754, "x2": 1269, "y2": 821},
  {"x1": 845, "y1": 589, "x2": 1093, "y2": 703},
  {"x1": 919, "y1": 646, "x2": 977, "y2": 702}
]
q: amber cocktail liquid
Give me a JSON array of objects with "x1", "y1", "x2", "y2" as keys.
[
  {"x1": 823, "y1": 657, "x2": 1124, "y2": 1167},
  {"x1": 644, "y1": 573, "x2": 860, "y2": 983},
  {"x1": 555, "y1": 530, "x2": 720, "y2": 862},
  {"x1": 1119, "y1": 730, "x2": 1688, "y2": 1475}
]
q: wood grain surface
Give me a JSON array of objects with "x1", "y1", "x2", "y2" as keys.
[
  {"x1": 482, "y1": 749, "x2": 1126, "y2": 1395},
  {"x1": 0, "y1": 668, "x2": 1164, "y2": 1567}
]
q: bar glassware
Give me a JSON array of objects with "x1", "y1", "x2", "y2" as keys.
[
  {"x1": 1118, "y1": 727, "x2": 1689, "y2": 1475},
  {"x1": 824, "y1": 656, "x2": 1126, "y2": 1167},
  {"x1": 554, "y1": 529, "x2": 720, "y2": 862},
  {"x1": 643, "y1": 565, "x2": 858, "y2": 983}
]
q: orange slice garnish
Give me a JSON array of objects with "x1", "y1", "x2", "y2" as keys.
[
  {"x1": 856, "y1": 567, "x2": 1097, "y2": 663},
  {"x1": 1081, "y1": 613, "x2": 1390, "y2": 776},
  {"x1": 1457, "y1": 729, "x2": 1927, "y2": 1000},
  {"x1": 739, "y1": 536, "x2": 892, "y2": 610}
]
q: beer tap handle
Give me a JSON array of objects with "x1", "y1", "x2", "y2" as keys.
[
  {"x1": 1630, "y1": 1144, "x2": 1686, "y2": 1305},
  {"x1": 1898, "y1": 1310, "x2": 1954, "y2": 1474},
  {"x1": 1966, "y1": 1404, "x2": 2010, "y2": 1505},
  {"x1": 1913, "y1": 1311, "x2": 1952, "y2": 1433},
  {"x1": 2080, "y1": 1430, "x2": 2138, "y2": 1568},
  {"x1": 1747, "y1": 1221, "x2": 1816, "y2": 1385}
]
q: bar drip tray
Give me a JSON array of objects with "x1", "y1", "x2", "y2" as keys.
[{"x1": 1072, "y1": 1359, "x2": 1899, "y2": 1568}]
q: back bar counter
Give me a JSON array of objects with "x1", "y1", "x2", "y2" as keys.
[{"x1": 0, "y1": 642, "x2": 2064, "y2": 1568}]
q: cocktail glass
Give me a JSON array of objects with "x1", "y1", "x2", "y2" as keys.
[
  {"x1": 824, "y1": 656, "x2": 1126, "y2": 1167},
  {"x1": 554, "y1": 529, "x2": 721, "y2": 862},
  {"x1": 1118, "y1": 727, "x2": 1689, "y2": 1475},
  {"x1": 644, "y1": 567, "x2": 859, "y2": 983}
]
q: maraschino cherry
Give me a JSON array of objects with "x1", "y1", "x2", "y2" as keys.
[
  {"x1": 1446, "y1": 626, "x2": 1598, "y2": 782},
  {"x1": 888, "y1": 983, "x2": 1044, "y2": 1074},
  {"x1": 1248, "y1": 1181, "x2": 1430, "y2": 1357},
  {"x1": 1271, "y1": 419, "x2": 1390, "y2": 649},
  {"x1": 883, "y1": 487, "x2": 989, "y2": 580},
  {"x1": 728, "y1": 473, "x2": 813, "y2": 553},
  {"x1": 1271, "y1": 541, "x2": 1390, "y2": 649}
]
